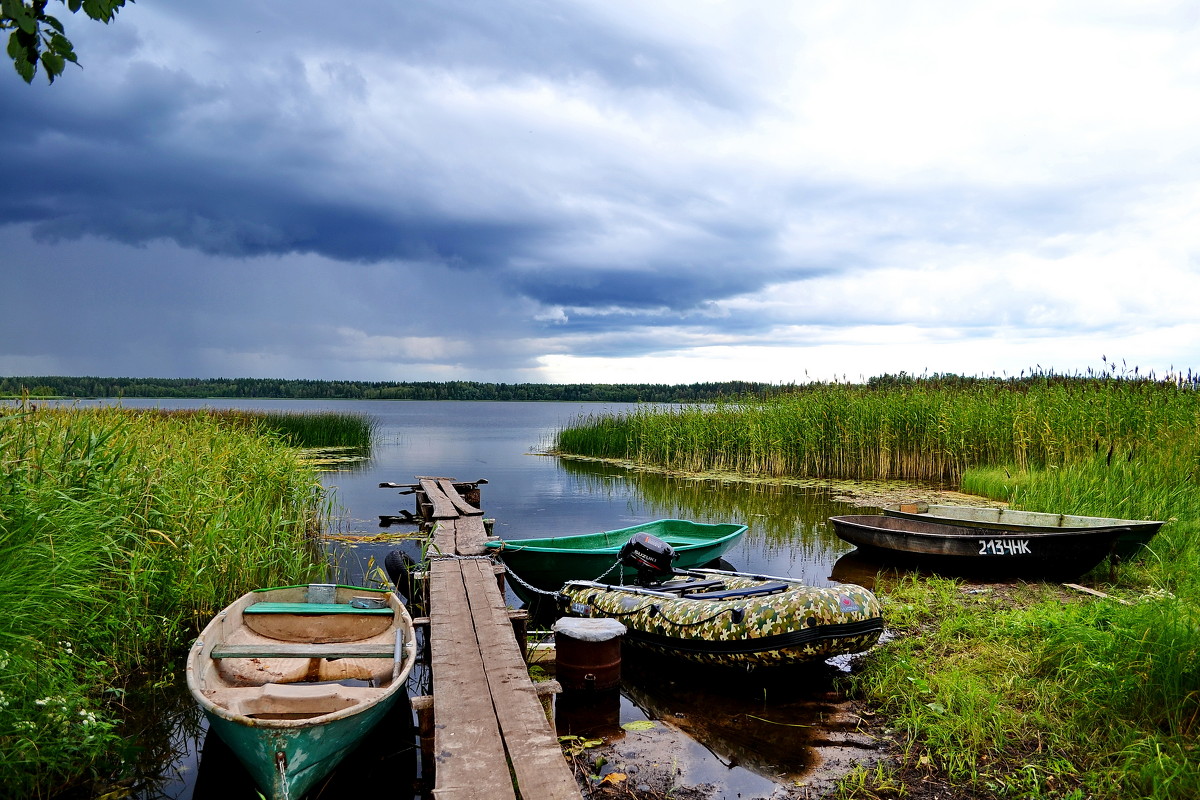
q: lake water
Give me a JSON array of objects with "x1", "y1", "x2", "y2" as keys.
[{"x1": 97, "y1": 399, "x2": 892, "y2": 799}]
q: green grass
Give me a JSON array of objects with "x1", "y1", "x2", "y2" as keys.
[
  {"x1": 556, "y1": 372, "x2": 1200, "y2": 800},
  {"x1": 0, "y1": 402, "x2": 332, "y2": 798}
]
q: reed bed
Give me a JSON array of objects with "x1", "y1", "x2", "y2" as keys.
[
  {"x1": 135, "y1": 407, "x2": 377, "y2": 449},
  {"x1": 557, "y1": 374, "x2": 1200, "y2": 800},
  {"x1": 556, "y1": 377, "x2": 1200, "y2": 484},
  {"x1": 0, "y1": 402, "x2": 329, "y2": 798}
]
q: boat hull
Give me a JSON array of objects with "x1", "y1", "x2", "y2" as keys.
[
  {"x1": 830, "y1": 514, "x2": 1123, "y2": 579},
  {"x1": 201, "y1": 692, "x2": 403, "y2": 799},
  {"x1": 186, "y1": 585, "x2": 417, "y2": 800},
  {"x1": 486, "y1": 519, "x2": 747, "y2": 592},
  {"x1": 883, "y1": 502, "x2": 1164, "y2": 561},
  {"x1": 560, "y1": 570, "x2": 883, "y2": 669}
]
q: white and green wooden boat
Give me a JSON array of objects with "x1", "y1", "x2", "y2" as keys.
[{"x1": 186, "y1": 584, "x2": 417, "y2": 800}]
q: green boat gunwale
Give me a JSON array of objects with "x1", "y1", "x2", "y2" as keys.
[{"x1": 485, "y1": 519, "x2": 749, "y2": 592}]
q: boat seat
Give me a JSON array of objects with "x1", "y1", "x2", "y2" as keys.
[
  {"x1": 216, "y1": 683, "x2": 373, "y2": 717},
  {"x1": 655, "y1": 579, "x2": 727, "y2": 594},
  {"x1": 211, "y1": 642, "x2": 398, "y2": 659},
  {"x1": 244, "y1": 602, "x2": 392, "y2": 615},
  {"x1": 687, "y1": 582, "x2": 790, "y2": 600}
]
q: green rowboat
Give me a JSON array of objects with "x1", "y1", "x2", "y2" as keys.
[
  {"x1": 186, "y1": 584, "x2": 418, "y2": 800},
  {"x1": 484, "y1": 519, "x2": 747, "y2": 591}
]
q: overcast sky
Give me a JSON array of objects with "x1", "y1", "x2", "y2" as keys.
[{"x1": 2, "y1": 1, "x2": 1198, "y2": 384}]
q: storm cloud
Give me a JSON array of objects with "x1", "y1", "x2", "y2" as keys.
[{"x1": 2, "y1": 1, "x2": 1198, "y2": 383}]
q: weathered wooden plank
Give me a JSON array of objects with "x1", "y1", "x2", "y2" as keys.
[
  {"x1": 419, "y1": 478, "x2": 460, "y2": 519},
  {"x1": 463, "y1": 559, "x2": 581, "y2": 800},
  {"x1": 431, "y1": 518, "x2": 458, "y2": 555},
  {"x1": 429, "y1": 559, "x2": 517, "y2": 800},
  {"x1": 453, "y1": 513, "x2": 490, "y2": 556},
  {"x1": 438, "y1": 478, "x2": 484, "y2": 516}
]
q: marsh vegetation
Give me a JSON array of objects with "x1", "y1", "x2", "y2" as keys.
[
  {"x1": 0, "y1": 403, "x2": 346, "y2": 798},
  {"x1": 554, "y1": 371, "x2": 1200, "y2": 800}
]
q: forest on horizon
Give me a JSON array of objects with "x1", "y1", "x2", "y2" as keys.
[{"x1": 0, "y1": 375, "x2": 789, "y2": 402}]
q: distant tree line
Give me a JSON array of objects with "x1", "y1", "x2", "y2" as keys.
[
  {"x1": 6, "y1": 365, "x2": 1193, "y2": 403},
  {"x1": 0, "y1": 376, "x2": 794, "y2": 402}
]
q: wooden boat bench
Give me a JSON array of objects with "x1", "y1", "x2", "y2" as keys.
[
  {"x1": 213, "y1": 682, "x2": 376, "y2": 717},
  {"x1": 243, "y1": 602, "x2": 393, "y2": 615},
  {"x1": 210, "y1": 642, "x2": 398, "y2": 659},
  {"x1": 688, "y1": 581, "x2": 790, "y2": 600}
]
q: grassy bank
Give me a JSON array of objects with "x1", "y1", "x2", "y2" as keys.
[
  {"x1": 554, "y1": 375, "x2": 1200, "y2": 799},
  {"x1": 0, "y1": 403, "x2": 334, "y2": 798}
]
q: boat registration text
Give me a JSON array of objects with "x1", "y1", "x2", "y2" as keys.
[{"x1": 978, "y1": 539, "x2": 1031, "y2": 555}]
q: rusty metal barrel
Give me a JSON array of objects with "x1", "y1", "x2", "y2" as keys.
[{"x1": 552, "y1": 617, "x2": 626, "y2": 691}]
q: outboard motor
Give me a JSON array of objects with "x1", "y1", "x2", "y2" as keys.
[{"x1": 618, "y1": 533, "x2": 678, "y2": 586}]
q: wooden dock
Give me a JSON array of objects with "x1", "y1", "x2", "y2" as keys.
[{"x1": 388, "y1": 477, "x2": 582, "y2": 800}]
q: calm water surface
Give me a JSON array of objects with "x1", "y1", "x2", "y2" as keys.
[{"x1": 102, "y1": 399, "x2": 883, "y2": 800}]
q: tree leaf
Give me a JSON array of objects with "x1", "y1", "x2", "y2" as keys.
[
  {"x1": 14, "y1": 51, "x2": 34, "y2": 82},
  {"x1": 50, "y1": 32, "x2": 75, "y2": 59},
  {"x1": 41, "y1": 51, "x2": 64, "y2": 78},
  {"x1": 13, "y1": 7, "x2": 36, "y2": 35},
  {"x1": 6, "y1": 31, "x2": 23, "y2": 60}
]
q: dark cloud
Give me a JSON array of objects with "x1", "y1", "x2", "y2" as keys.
[{"x1": 1, "y1": 2, "x2": 1195, "y2": 381}]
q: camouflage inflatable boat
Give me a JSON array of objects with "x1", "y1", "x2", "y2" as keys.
[{"x1": 558, "y1": 568, "x2": 884, "y2": 669}]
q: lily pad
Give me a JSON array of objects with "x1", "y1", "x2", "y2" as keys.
[{"x1": 621, "y1": 720, "x2": 657, "y2": 731}]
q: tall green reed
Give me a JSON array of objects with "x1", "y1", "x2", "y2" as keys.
[
  {"x1": 556, "y1": 377, "x2": 1200, "y2": 486},
  {"x1": 0, "y1": 402, "x2": 329, "y2": 797},
  {"x1": 135, "y1": 407, "x2": 377, "y2": 449}
]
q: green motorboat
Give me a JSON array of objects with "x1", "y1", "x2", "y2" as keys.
[{"x1": 484, "y1": 518, "x2": 747, "y2": 592}]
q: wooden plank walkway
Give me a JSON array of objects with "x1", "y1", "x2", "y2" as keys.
[{"x1": 412, "y1": 477, "x2": 581, "y2": 800}]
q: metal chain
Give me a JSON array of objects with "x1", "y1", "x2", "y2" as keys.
[
  {"x1": 503, "y1": 564, "x2": 564, "y2": 598},
  {"x1": 502, "y1": 556, "x2": 624, "y2": 598}
]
